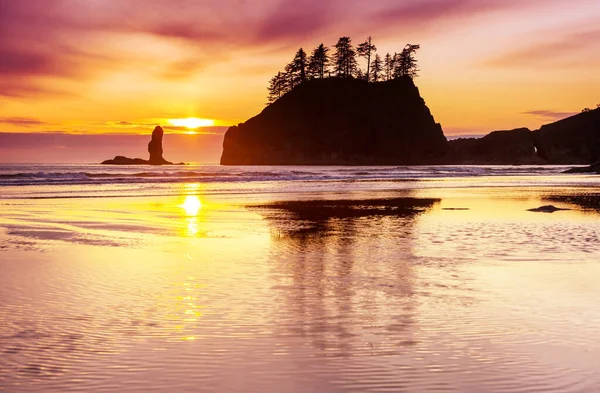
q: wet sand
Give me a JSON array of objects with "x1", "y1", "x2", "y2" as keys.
[{"x1": 1, "y1": 184, "x2": 600, "y2": 392}]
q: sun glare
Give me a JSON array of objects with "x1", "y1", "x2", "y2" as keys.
[
  {"x1": 168, "y1": 117, "x2": 215, "y2": 129},
  {"x1": 181, "y1": 196, "x2": 202, "y2": 216}
]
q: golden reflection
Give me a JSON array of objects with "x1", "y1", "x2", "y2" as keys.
[
  {"x1": 179, "y1": 192, "x2": 204, "y2": 237},
  {"x1": 182, "y1": 196, "x2": 202, "y2": 216}
]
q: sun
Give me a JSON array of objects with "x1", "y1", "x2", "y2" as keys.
[{"x1": 168, "y1": 117, "x2": 215, "y2": 129}]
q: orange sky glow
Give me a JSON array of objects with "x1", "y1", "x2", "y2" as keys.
[{"x1": 1, "y1": 0, "x2": 599, "y2": 162}]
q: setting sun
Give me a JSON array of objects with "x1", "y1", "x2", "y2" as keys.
[{"x1": 168, "y1": 118, "x2": 215, "y2": 129}]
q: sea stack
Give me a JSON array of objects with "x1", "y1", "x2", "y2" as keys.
[
  {"x1": 148, "y1": 126, "x2": 170, "y2": 165},
  {"x1": 101, "y1": 126, "x2": 177, "y2": 165},
  {"x1": 220, "y1": 77, "x2": 448, "y2": 165}
]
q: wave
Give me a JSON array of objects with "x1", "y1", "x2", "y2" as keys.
[{"x1": 0, "y1": 165, "x2": 578, "y2": 188}]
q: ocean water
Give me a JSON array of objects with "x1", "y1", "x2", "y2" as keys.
[{"x1": 1, "y1": 164, "x2": 600, "y2": 392}]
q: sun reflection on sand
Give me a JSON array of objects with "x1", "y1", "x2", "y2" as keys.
[{"x1": 179, "y1": 185, "x2": 204, "y2": 237}]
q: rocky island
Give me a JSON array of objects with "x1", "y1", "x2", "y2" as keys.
[
  {"x1": 102, "y1": 126, "x2": 183, "y2": 165},
  {"x1": 221, "y1": 77, "x2": 600, "y2": 166},
  {"x1": 221, "y1": 77, "x2": 447, "y2": 165},
  {"x1": 220, "y1": 37, "x2": 599, "y2": 167}
]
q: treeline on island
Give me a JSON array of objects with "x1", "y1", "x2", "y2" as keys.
[{"x1": 267, "y1": 36, "x2": 420, "y2": 103}]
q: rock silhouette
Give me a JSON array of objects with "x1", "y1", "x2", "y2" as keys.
[
  {"x1": 221, "y1": 76, "x2": 600, "y2": 166},
  {"x1": 564, "y1": 161, "x2": 600, "y2": 174},
  {"x1": 534, "y1": 108, "x2": 600, "y2": 164},
  {"x1": 102, "y1": 126, "x2": 181, "y2": 165},
  {"x1": 527, "y1": 205, "x2": 570, "y2": 213},
  {"x1": 147, "y1": 126, "x2": 170, "y2": 165},
  {"x1": 221, "y1": 77, "x2": 448, "y2": 165},
  {"x1": 444, "y1": 128, "x2": 544, "y2": 164}
]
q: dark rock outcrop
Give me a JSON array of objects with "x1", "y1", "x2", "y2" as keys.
[
  {"x1": 564, "y1": 161, "x2": 600, "y2": 174},
  {"x1": 534, "y1": 108, "x2": 600, "y2": 164},
  {"x1": 527, "y1": 205, "x2": 571, "y2": 213},
  {"x1": 102, "y1": 126, "x2": 181, "y2": 165},
  {"x1": 221, "y1": 77, "x2": 448, "y2": 165},
  {"x1": 148, "y1": 126, "x2": 170, "y2": 165},
  {"x1": 101, "y1": 156, "x2": 148, "y2": 165},
  {"x1": 443, "y1": 128, "x2": 545, "y2": 164}
]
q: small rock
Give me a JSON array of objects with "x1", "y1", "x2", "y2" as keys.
[{"x1": 527, "y1": 205, "x2": 570, "y2": 213}]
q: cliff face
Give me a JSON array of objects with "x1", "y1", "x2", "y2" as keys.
[
  {"x1": 444, "y1": 128, "x2": 546, "y2": 165},
  {"x1": 534, "y1": 108, "x2": 600, "y2": 164},
  {"x1": 221, "y1": 77, "x2": 448, "y2": 165}
]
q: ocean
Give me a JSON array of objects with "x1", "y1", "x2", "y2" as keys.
[{"x1": 1, "y1": 164, "x2": 600, "y2": 392}]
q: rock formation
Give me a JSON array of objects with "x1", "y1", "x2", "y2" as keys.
[
  {"x1": 564, "y1": 161, "x2": 600, "y2": 174},
  {"x1": 102, "y1": 126, "x2": 181, "y2": 165},
  {"x1": 221, "y1": 77, "x2": 448, "y2": 165},
  {"x1": 220, "y1": 77, "x2": 599, "y2": 166},
  {"x1": 443, "y1": 128, "x2": 545, "y2": 165},
  {"x1": 534, "y1": 108, "x2": 600, "y2": 164},
  {"x1": 148, "y1": 126, "x2": 170, "y2": 165},
  {"x1": 527, "y1": 205, "x2": 571, "y2": 213}
]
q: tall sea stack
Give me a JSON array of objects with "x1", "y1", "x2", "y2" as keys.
[
  {"x1": 148, "y1": 126, "x2": 169, "y2": 165},
  {"x1": 220, "y1": 77, "x2": 448, "y2": 165},
  {"x1": 101, "y1": 125, "x2": 178, "y2": 165}
]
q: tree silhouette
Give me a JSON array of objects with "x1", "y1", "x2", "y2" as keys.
[
  {"x1": 357, "y1": 36, "x2": 377, "y2": 82},
  {"x1": 288, "y1": 48, "x2": 308, "y2": 86},
  {"x1": 265, "y1": 38, "x2": 423, "y2": 102},
  {"x1": 383, "y1": 53, "x2": 393, "y2": 81},
  {"x1": 267, "y1": 71, "x2": 288, "y2": 103},
  {"x1": 394, "y1": 44, "x2": 420, "y2": 79},
  {"x1": 371, "y1": 54, "x2": 383, "y2": 82},
  {"x1": 308, "y1": 44, "x2": 330, "y2": 79},
  {"x1": 333, "y1": 37, "x2": 358, "y2": 78}
]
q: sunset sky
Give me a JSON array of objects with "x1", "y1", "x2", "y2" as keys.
[{"x1": 1, "y1": 0, "x2": 600, "y2": 163}]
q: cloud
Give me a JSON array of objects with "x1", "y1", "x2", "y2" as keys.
[
  {"x1": 0, "y1": 0, "x2": 542, "y2": 84},
  {"x1": 0, "y1": 117, "x2": 48, "y2": 127},
  {"x1": 522, "y1": 110, "x2": 578, "y2": 121},
  {"x1": 486, "y1": 28, "x2": 600, "y2": 68},
  {"x1": 373, "y1": 0, "x2": 512, "y2": 24}
]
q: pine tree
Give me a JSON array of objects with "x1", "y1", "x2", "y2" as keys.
[
  {"x1": 308, "y1": 43, "x2": 330, "y2": 79},
  {"x1": 290, "y1": 48, "x2": 308, "y2": 86},
  {"x1": 357, "y1": 36, "x2": 377, "y2": 82},
  {"x1": 333, "y1": 37, "x2": 358, "y2": 78},
  {"x1": 383, "y1": 53, "x2": 393, "y2": 81},
  {"x1": 283, "y1": 48, "x2": 308, "y2": 89},
  {"x1": 267, "y1": 71, "x2": 287, "y2": 104},
  {"x1": 370, "y1": 54, "x2": 382, "y2": 82},
  {"x1": 394, "y1": 44, "x2": 420, "y2": 79}
]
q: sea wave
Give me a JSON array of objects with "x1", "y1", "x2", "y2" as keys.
[{"x1": 0, "y1": 164, "x2": 582, "y2": 188}]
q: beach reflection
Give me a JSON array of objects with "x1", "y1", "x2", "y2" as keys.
[
  {"x1": 2, "y1": 186, "x2": 600, "y2": 392},
  {"x1": 254, "y1": 197, "x2": 440, "y2": 357}
]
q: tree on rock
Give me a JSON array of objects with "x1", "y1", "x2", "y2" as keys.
[
  {"x1": 267, "y1": 71, "x2": 288, "y2": 104},
  {"x1": 333, "y1": 37, "x2": 358, "y2": 78},
  {"x1": 308, "y1": 44, "x2": 330, "y2": 79},
  {"x1": 371, "y1": 54, "x2": 383, "y2": 82},
  {"x1": 383, "y1": 53, "x2": 393, "y2": 81},
  {"x1": 288, "y1": 48, "x2": 308, "y2": 87},
  {"x1": 394, "y1": 44, "x2": 421, "y2": 79},
  {"x1": 357, "y1": 36, "x2": 377, "y2": 82}
]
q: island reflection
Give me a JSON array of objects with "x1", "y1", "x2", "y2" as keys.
[{"x1": 251, "y1": 197, "x2": 440, "y2": 357}]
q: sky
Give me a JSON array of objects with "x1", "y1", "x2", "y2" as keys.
[{"x1": 1, "y1": 0, "x2": 600, "y2": 163}]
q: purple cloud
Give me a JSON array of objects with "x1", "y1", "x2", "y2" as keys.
[
  {"x1": 486, "y1": 28, "x2": 600, "y2": 68},
  {"x1": 0, "y1": 117, "x2": 47, "y2": 127},
  {"x1": 522, "y1": 110, "x2": 578, "y2": 121},
  {"x1": 0, "y1": 0, "x2": 585, "y2": 99}
]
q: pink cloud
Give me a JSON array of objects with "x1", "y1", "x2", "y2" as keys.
[{"x1": 485, "y1": 28, "x2": 600, "y2": 68}]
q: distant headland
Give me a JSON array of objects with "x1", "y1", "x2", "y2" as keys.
[
  {"x1": 102, "y1": 126, "x2": 184, "y2": 165},
  {"x1": 221, "y1": 36, "x2": 600, "y2": 166}
]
